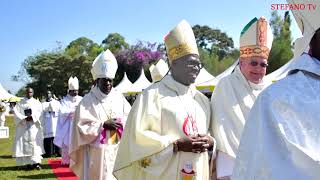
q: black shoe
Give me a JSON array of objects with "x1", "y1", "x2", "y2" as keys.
[
  {"x1": 33, "y1": 163, "x2": 42, "y2": 170},
  {"x1": 25, "y1": 164, "x2": 33, "y2": 170}
]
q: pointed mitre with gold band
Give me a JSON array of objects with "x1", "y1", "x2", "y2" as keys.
[
  {"x1": 287, "y1": 0, "x2": 320, "y2": 57},
  {"x1": 240, "y1": 17, "x2": 273, "y2": 60},
  {"x1": 150, "y1": 59, "x2": 169, "y2": 82},
  {"x1": 164, "y1": 20, "x2": 199, "y2": 63}
]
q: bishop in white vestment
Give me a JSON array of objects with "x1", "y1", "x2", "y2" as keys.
[
  {"x1": 233, "y1": 1, "x2": 320, "y2": 179},
  {"x1": 210, "y1": 17, "x2": 273, "y2": 179},
  {"x1": 54, "y1": 77, "x2": 82, "y2": 165},
  {"x1": 69, "y1": 49, "x2": 131, "y2": 180},
  {"x1": 114, "y1": 20, "x2": 215, "y2": 180}
]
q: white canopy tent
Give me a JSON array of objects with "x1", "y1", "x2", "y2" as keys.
[
  {"x1": 195, "y1": 68, "x2": 215, "y2": 86},
  {"x1": 0, "y1": 83, "x2": 15, "y2": 100},
  {"x1": 114, "y1": 72, "x2": 133, "y2": 94},
  {"x1": 264, "y1": 58, "x2": 298, "y2": 82},
  {"x1": 196, "y1": 59, "x2": 239, "y2": 92},
  {"x1": 128, "y1": 69, "x2": 152, "y2": 94}
]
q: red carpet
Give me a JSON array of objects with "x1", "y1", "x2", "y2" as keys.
[{"x1": 48, "y1": 159, "x2": 78, "y2": 180}]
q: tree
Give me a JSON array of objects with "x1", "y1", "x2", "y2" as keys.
[
  {"x1": 199, "y1": 48, "x2": 238, "y2": 76},
  {"x1": 114, "y1": 41, "x2": 164, "y2": 84},
  {"x1": 65, "y1": 37, "x2": 103, "y2": 58},
  {"x1": 12, "y1": 37, "x2": 104, "y2": 98},
  {"x1": 192, "y1": 25, "x2": 235, "y2": 59},
  {"x1": 270, "y1": 11, "x2": 283, "y2": 37},
  {"x1": 102, "y1": 33, "x2": 129, "y2": 53},
  {"x1": 268, "y1": 11, "x2": 293, "y2": 73}
]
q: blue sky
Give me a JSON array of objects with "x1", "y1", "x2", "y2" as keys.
[{"x1": 0, "y1": 0, "x2": 301, "y2": 93}]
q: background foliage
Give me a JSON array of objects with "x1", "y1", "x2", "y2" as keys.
[{"x1": 13, "y1": 11, "x2": 294, "y2": 98}]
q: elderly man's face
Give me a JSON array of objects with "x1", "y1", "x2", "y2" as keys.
[
  {"x1": 239, "y1": 57, "x2": 268, "y2": 84},
  {"x1": 170, "y1": 54, "x2": 202, "y2": 86},
  {"x1": 26, "y1": 88, "x2": 34, "y2": 99},
  {"x1": 97, "y1": 78, "x2": 113, "y2": 95}
]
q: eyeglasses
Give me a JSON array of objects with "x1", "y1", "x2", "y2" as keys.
[
  {"x1": 249, "y1": 61, "x2": 268, "y2": 68},
  {"x1": 185, "y1": 62, "x2": 204, "y2": 69}
]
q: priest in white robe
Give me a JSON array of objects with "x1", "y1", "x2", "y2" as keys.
[
  {"x1": 210, "y1": 17, "x2": 273, "y2": 179},
  {"x1": 114, "y1": 20, "x2": 215, "y2": 180},
  {"x1": 69, "y1": 49, "x2": 131, "y2": 180},
  {"x1": 42, "y1": 90, "x2": 60, "y2": 157},
  {"x1": 233, "y1": 1, "x2": 320, "y2": 179},
  {"x1": 54, "y1": 77, "x2": 82, "y2": 165},
  {"x1": 12, "y1": 87, "x2": 44, "y2": 170}
]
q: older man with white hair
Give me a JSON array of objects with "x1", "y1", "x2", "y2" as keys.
[
  {"x1": 69, "y1": 49, "x2": 131, "y2": 180},
  {"x1": 210, "y1": 16, "x2": 273, "y2": 179},
  {"x1": 232, "y1": 0, "x2": 320, "y2": 179}
]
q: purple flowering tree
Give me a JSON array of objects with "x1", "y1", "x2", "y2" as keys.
[{"x1": 114, "y1": 41, "x2": 165, "y2": 85}]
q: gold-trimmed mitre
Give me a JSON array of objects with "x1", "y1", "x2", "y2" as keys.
[
  {"x1": 164, "y1": 20, "x2": 199, "y2": 63},
  {"x1": 240, "y1": 17, "x2": 273, "y2": 60}
]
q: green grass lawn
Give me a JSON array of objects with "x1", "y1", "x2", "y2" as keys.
[{"x1": 0, "y1": 115, "x2": 57, "y2": 180}]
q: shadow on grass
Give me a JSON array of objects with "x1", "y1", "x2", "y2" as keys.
[
  {"x1": 0, "y1": 164, "x2": 52, "y2": 171},
  {"x1": 0, "y1": 165, "x2": 25, "y2": 171},
  {"x1": 0, "y1": 155, "x2": 12, "y2": 159},
  {"x1": 17, "y1": 173, "x2": 56, "y2": 179}
]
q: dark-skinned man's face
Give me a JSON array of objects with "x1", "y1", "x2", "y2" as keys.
[
  {"x1": 170, "y1": 54, "x2": 202, "y2": 86},
  {"x1": 46, "y1": 91, "x2": 52, "y2": 100},
  {"x1": 97, "y1": 78, "x2": 113, "y2": 95},
  {"x1": 310, "y1": 28, "x2": 320, "y2": 60},
  {"x1": 26, "y1": 88, "x2": 33, "y2": 99},
  {"x1": 68, "y1": 90, "x2": 78, "y2": 97}
]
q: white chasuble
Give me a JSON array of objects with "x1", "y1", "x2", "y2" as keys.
[
  {"x1": 114, "y1": 75, "x2": 213, "y2": 180},
  {"x1": 210, "y1": 66, "x2": 270, "y2": 178},
  {"x1": 70, "y1": 87, "x2": 131, "y2": 180},
  {"x1": 233, "y1": 54, "x2": 320, "y2": 180}
]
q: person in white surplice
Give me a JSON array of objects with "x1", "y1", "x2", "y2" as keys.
[
  {"x1": 210, "y1": 17, "x2": 273, "y2": 179},
  {"x1": 54, "y1": 77, "x2": 82, "y2": 165},
  {"x1": 42, "y1": 90, "x2": 60, "y2": 157},
  {"x1": 113, "y1": 20, "x2": 215, "y2": 180},
  {"x1": 12, "y1": 87, "x2": 44, "y2": 170},
  {"x1": 69, "y1": 49, "x2": 131, "y2": 180},
  {"x1": 233, "y1": 1, "x2": 320, "y2": 179}
]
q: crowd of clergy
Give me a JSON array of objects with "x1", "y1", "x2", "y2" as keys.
[{"x1": 3, "y1": 0, "x2": 320, "y2": 179}]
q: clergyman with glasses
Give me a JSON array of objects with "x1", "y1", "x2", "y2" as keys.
[
  {"x1": 114, "y1": 20, "x2": 215, "y2": 180},
  {"x1": 209, "y1": 17, "x2": 273, "y2": 179}
]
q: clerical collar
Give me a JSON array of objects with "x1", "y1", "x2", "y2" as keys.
[
  {"x1": 162, "y1": 75, "x2": 196, "y2": 97},
  {"x1": 24, "y1": 97, "x2": 34, "y2": 101},
  {"x1": 92, "y1": 86, "x2": 113, "y2": 102},
  {"x1": 67, "y1": 94, "x2": 78, "y2": 102}
]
